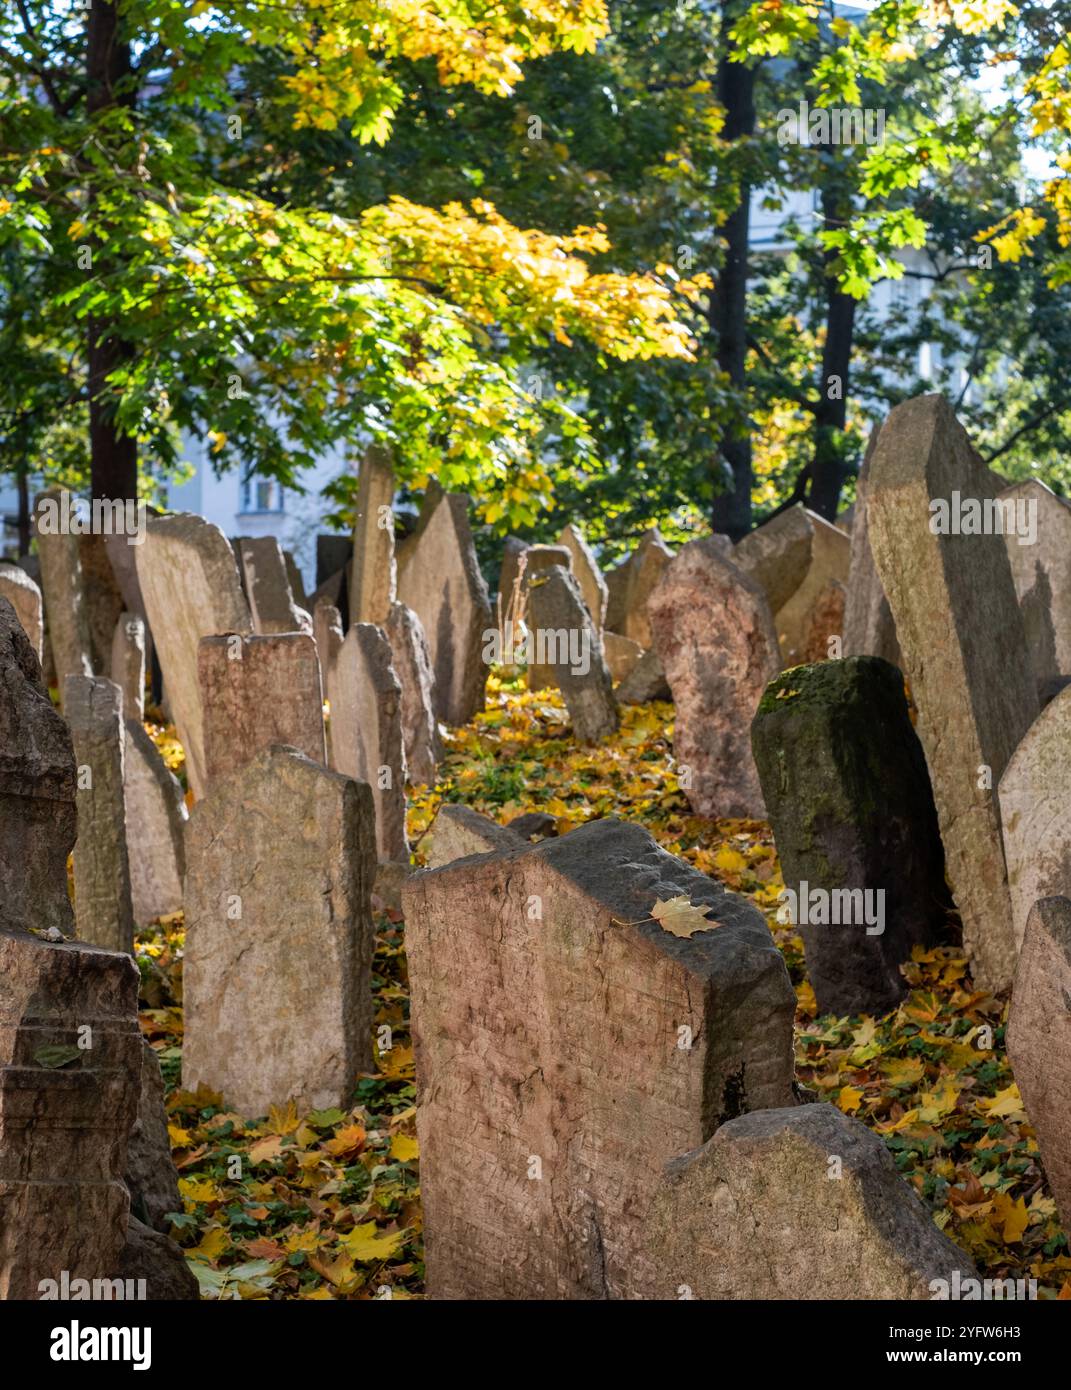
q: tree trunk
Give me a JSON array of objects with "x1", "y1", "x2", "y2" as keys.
[
  {"x1": 708, "y1": 4, "x2": 756, "y2": 541},
  {"x1": 807, "y1": 165, "x2": 857, "y2": 521},
  {"x1": 16, "y1": 462, "x2": 30, "y2": 557},
  {"x1": 86, "y1": 0, "x2": 138, "y2": 504}
]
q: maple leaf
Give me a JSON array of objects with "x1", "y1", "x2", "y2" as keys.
[
  {"x1": 248, "y1": 1135, "x2": 285, "y2": 1165},
  {"x1": 325, "y1": 1124, "x2": 367, "y2": 1158},
  {"x1": 837, "y1": 1085, "x2": 864, "y2": 1114},
  {"x1": 649, "y1": 895, "x2": 721, "y2": 938},
  {"x1": 390, "y1": 1133, "x2": 420, "y2": 1163},
  {"x1": 980, "y1": 1084, "x2": 1025, "y2": 1119},
  {"x1": 338, "y1": 1223, "x2": 407, "y2": 1263}
]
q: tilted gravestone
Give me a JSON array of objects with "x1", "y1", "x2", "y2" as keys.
[
  {"x1": 183, "y1": 746, "x2": 377, "y2": 1117},
  {"x1": 649, "y1": 538, "x2": 779, "y2": 819},
  {"x1": 136, "y1": 513, "x2": 253, "y2": 798},
  {"x1": 1007, "y1": 896, "x2": 1071, "y2": 1233},
  {"x1": 403, "y1": 817, "x2": 797, "y2": 1299},
  {"x1": 65, "y1": 675, "x2": 135, "y2": 956},
  {"x1": 998, "y1": 478, "x2": 1071, "y2": 693},
  {"x1": 525, "y1": 566, "x2": 618, "y2": 742},
  {"x1": 843, "y1": 426, "x2": 900, "y2": 666},
  {"x1": 604, "y1": 528, "x2": 673, "y2": 650},
  {"x1": 649, "y1": 1104, "x2": 972, "y2": 1300},
  {"x1": 602, "y1": 631, "x2": 643, "y2": 684},
  {"x1": 0, "y1": 596, "x2": 76, "y2": 937},
  {"x1": 423, "y1": 803, "x2": 525, "y2": 869},
  {"x1": 752, "y1": 658, "x2": 951, "y2": 1016},
  {"x1": 998, "y1": 683, "x2": 1071, "y2": 953},
  {"x1": 111, "y1": 611, "x2": 145, "y2": 722},
  {"x1": 772, "y1": 511, "x2": 850, "y2": 668},
  {"x1": 558, "y1": 522, "x2": 608, "y2": 631},
  {"x1": 733, "y1": 502, "x2": 814, "y2": 616},
  {"x1": 124, "y1": 719, "x2": 187, "y2": 927},
  {"x1": 349, "y1": 444, "x2": 397, "y2": 627},
  {"x1": 397, "y1": 488, "x2": 492, "y2": 726},
  {"x1": 237, "y1": 536, "x2": 310, "y2": 635},
  {"x1": 331, "y1": 622, "x2": 409, "y2": 863},
  {"x1": 866, "y1": 394, "x2": 1038, "y2": 992},
  {"x1": 198, "y1": 632, "x2": 326, "y2": 786},
  {"x1": 0, "y1": 563, "x2": 43, "y2": 660},
  {"x1": 385, "y1": 601, "x2": 441, "y2": 787}
]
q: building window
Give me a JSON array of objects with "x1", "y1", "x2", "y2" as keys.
[{"x1": 240, "y1": 476, "x2": 285, "y2": 513}]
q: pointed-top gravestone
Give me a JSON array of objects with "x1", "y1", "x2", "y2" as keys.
[
  {"x1": 385, "y1": 601, "x2": 441, "y2": 786},
  {"x1": 557, "y1": 522, "x2": 608, "y2": 631},
  {"x1": 733, "y1": 503, "x2": 814, "y2": 615},
  {"x1": 349, "y1": 444, "x2": 397, "y2": 627},
  {"x1": 773, "y1": 511, "x2": 850, "y2": 667},
  {"x1": 525, "y1": 566, "x2": 618, "y2": 741},
  {"x1": 610, "y1": 527, "x2": 673, "y2": 650},
  {"x1": 237, "y1": 536, "x2": 310, "y2": 634},
  {"x1": 403, "y1": 817, "x2": 796, "y2": 1299},
  {"x1": 867, "y1": 394, "x2": 1038, "y2": 991},
  {"x1": 136, "y1": 513, "x2": 252, "y2": 798},
  {"x1": 397, "y1": 488, "x2": 492, "y2": 725},
  {"x1": 183, "y1": 746, "x2": 377, "y2": 1117},
  {"x1": 998, "y1": 478, "x2": 1071, "y2": 692},
  {"x1": 649, "y1": 538, "x2": 779, "y2": 819},
  {"x1": 843, "y1": 426, "x2": 900, "y2": 666},
  {"x1": 522, "y1": 545, "x2": 572, "y2": 689},
  {"x1": 33, "y1": 487, "x2": 93, "y2": 700},
  {"x1": 0, "y1": 563, "x2": 43, "y2": 661},
  {"x1": 0, "y1": 596, "x2": 76, "y2": 937}
]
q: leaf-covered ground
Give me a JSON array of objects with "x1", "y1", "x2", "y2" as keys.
[{"x1": 141, "y1": 676, "x2": 1070, "y2": 1299}]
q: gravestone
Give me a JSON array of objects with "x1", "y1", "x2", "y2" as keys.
[
  {"x1": 331, "y1": 623, "x2": 408, "y2": 862},
  {"x1": 773, "y1": 511, "x2": 850, "y2": 668},
  {"x1": 1006, "y1": 896, "x2": 1071, "y2": 1231},
  {"x1": 125, "y1": 1040, "x2": 183, "y2": 1233},
  {"x1": 111, "y1": 611, "x2": 146, "y2": 722},
  {"x1": 385, "y1": 601, "x2": 441, "y2": 786},
  {"x1": 496, "y1": 537, "x2": 529, "y2": 626},
  {"x1": 424, "y1": 803, "x2": 525, "y2": 869},
  {"x1": 616, "y1": 648, "x2": 670, "y2": 704},
  {"x1": 349, "y1": 444, "x2": 396, "y2": 626},
  {"x1": 843, "y1": 427, "x2": 900, "y2": 666},
  {"x1": 397, "y1": 489, "x2": 492, "y2": 725},
  {"x1": 733, "y1": 503, "x2": 814, "y2": 614},
  {"x1": 998, "y1": 683, "x2": 1071, "y2": 952},
  {"x1": 237, "y1": 536, "x2": 310, "y2": 634},
  {"x1": 79, "y1": 532, "x2": 126, "y2": 678},
  {"x1": 604, "y1": 528, "x2": 673, "y2": 650},
  {"x1": 65, "y1": 675, "x2": 135, "y2": 955},
  {"x1": 0, "y1": 595, "x2": 76, "y2": 936},
  {"x1": 558, "y1": 522, "x2": 608, "y2": 630},
  {"x1": 124, "y1": 720, "x2": 187, "y2": 926},
  {"x1": 867, "y1": 394, "x2": 1038, "y2": 992},
  {"x1": 136, "y1": 514, "x2": 253, "y2": 798},
  {"x1": 33, "y1": 487, "x2": 93, "y2": 699},
  {"x1": 522, "y1": 545, "x2": 574, "y2": 689},
  {"x1": 999, "y1": 479, "x2": 1071, "y2": 692},
  {"x1": 283, "y1": 549, "x2": 307, "y2": 608},
  {"x1": 525, "y1": 566, "x2": 618, "y2": 741},
  {"x1": 183, "y1": 746, "x2": 377, "y2": 1117},
  {"x1": 198, "y1": 632, "x2": 326, "y2": 785},
  {"x1": 649, "y1": 1104, "x2": 972, "y2": 1300},
  {"x1": 0, "y1": 563, "x2": 43, "y2": 660},
  {"x1": 316, "y1": 534, "x2": 351, "y2": 590},
  {"x1": 602, "y1": 631, "x2": 644, "y2": 683},
  {"x1": 403, "y1": 817, "x2": 797, "y2": 1299},
  {"x1": 752, "y1": 658, "x2": 951, "y2": 1015},
  {"x1": 649, "y1": 539, "x2": 779, "y2": 819},
  {"x1": 0, "y1": 926, "x2": 142, "y2": 1299},
  {"x1": 799, "y1": 577, "x2": 846, "y2": 664}
]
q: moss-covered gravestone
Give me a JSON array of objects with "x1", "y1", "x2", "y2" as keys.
[{"x1": 751, "y1": 657, "x2": 951, "y2": 1015}]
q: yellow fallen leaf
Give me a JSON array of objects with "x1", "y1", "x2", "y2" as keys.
[
  {"x1": 649, "y1": 895, "x2": 720, "y2": 938},
  {"x1": 178, "y1": 1176, "x2": 220, "y2": 1205},
  {"x1": 390, "y1": 1133, "x2": 419, "y2": 1163},
  {"x1": 249, "y1": 1135, "x2": 284, "y2": 1165},
  {"x1": 992, "y1": 1192, "x2": 1031, "y2": 1243},
  {"x1": 188, "y1": 1225, "x2": 230, "y2": 1263},
  {"x1": 338, "y1": 1222, "x2": 407, "y2": 1263},
  {"x1": 837, "y1": 1085, "x2": 864, "y2": 1114},
  {"x1": 268, "y1": 1100, "x2": 300, "y2": 1135},
  {"x1": 980, "y1": 1084, "x2": 1025, "y2": 1119},
  {"x1": 880, "y1": 1057, "x2": 926, "y2": 1087}
]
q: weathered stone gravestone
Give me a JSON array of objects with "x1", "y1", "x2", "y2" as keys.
[
  {"x1": 124, "y1": 719, "x2": 187, "y2": 926},
  {"x1": 998, "y1": 479, "x2": 1071, "y2": 692},
  {"x1": 183, "y1": 746, "x2": 377, "y2": 1117},
  {"x1": 616, "y1": 648, "x2": 671, "y2": 704},
  {"x1": 773, "y1": 511, "x2": 850, "y2": 668},
  {"x1": 237, "y1": 536, "x2": 310, "y2": 634},
  {"x1": 136, "y1": 513, "x2": 253, "y2": 798},
  {"x1": 867, "y1": 394, "x2": 1038, "y2": 992},
  {"x1": 111, "y1": 611, "x2": 145, "y2": 722},
  {"x1": 33, "y1": 487, "x2": 93, "y2": 699},
  {"x1": 602, "y1": 631, "x2": 644, "y2": 683},
  {"x1": 558, "y1": 522, "x2": 608, "y2": 630},
  {"x1": 799, "y1": 577, "x2": 846, "y2": 664},
  {"x1": 521, "y1": 545, "x2": 574, "y2": 689},
  {"x1": 198, "y1": 632, "x2": 326, "y2": 786},
  {"x1": 649, "y1": 1104, "x2": 972, "y2": 1300},
  {"x1": 126, "y1": 1040, "x2": 183, "y2": 1233},
  {"x1": 403, "y1": 817, "x2": 797, "y2": 1299},
  {"x1": 0, "y1": 596, "x2": 76, "y2": 936},
  {"x1": 330, "y1": 623, "x2": 409, "y2": 862},
  {"x1": 496, "y1": 536, "x2": 529, "y2": 625},
  {"x1": 752, "y1": 658, "x2": 951, "y2": 1015},
  {"x1": 843, "y1": 426, "x2": 900, "y2": 666},
  {"x1": 998, "y1": 683, "x2": 1071, "y2": 953},
  {"x1": 79, "y1": 532, "x2": 126, "y2": 679},
  {"x1": 604, "y1": 528, "x2": 673, "y2": 650},
  {"x1": 349, "y1": 444, "x2": 396, "y2": 626},
  {"x1": 0, "y1": 926, "x2": 144, "y2": 1299},
  {"x1": 733, "y1": 502, "x2": 814, "y2": 615},
  {"x1": 1007, "y1": 896, "x2": 1071, "y2": 1232},
  {"x1": 423, "y1": 803, "x2": 524, "y2": 869},
  {"x1": 316, "y1": 534, "x2": 352, "y2": 590},
  {"x1": 0, "y1": 563, "x2": 43, "y2": 660},
  {"x1": 385, "y1": 601, "x2": 441, "y2": 786},
  {"x1": 397, "y1": 488, "x2": 492, "y2": 726},
  {"x1": 314, "y1": 598, "x2": 345, "y2": 764},
  {"x1": 65, "y1": 675, "x2": 135, "y2": 955},
  {"x1": 525, "y1": 566, "x2": 618, "y2": 741},
  {"x1": 649, "y1": 538, "x2": 779, "y2": 819}
]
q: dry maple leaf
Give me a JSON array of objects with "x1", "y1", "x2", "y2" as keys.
[{"x1": 649, "y1": 895, "x2": 720, "y2": 938}]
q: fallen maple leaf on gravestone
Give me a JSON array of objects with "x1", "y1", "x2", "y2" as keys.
[{"x1": 649, "y1": 895, "x2": 721, "y2": 938}]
